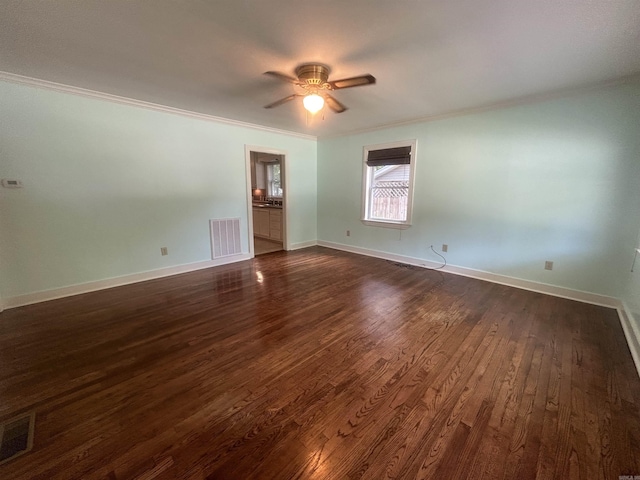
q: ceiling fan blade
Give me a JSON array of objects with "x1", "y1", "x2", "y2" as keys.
[
  {"x1": 324, "y1": 94, "x2": 348, "y2": 113},
  {"x1": 264, "y1": 94, "x2": 301, "y2": 109},
  {"x1": 329, "y1": 74, "x2": 376, "y2": 90},
  {"x1": 263, "y1": 71, "x2": 300, "y2": 84}
]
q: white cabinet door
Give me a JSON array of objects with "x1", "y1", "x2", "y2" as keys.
[
  {"x1": 253, "y1": 208, "x2": 270, "y2": 238},
  {"x1": 253, "y1": 208, "x2": 282, "y2": 240},
  {"x1": 254, "y1": 209, "x2": 270, "y2": 237},
  {"x1": 269, "y1": 210, "x2": 282, "y2": 240}
]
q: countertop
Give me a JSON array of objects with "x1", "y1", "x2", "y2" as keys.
[{"x1": 252, "y1": 203, "x2": 283, "y2": 209}]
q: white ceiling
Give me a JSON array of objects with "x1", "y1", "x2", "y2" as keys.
[{"x1": 2, "y1": 1, "x2": 639, "y2": 137}]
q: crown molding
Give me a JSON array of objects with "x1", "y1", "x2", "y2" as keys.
[
  {"x1": 320, "y1": 72, "x2": 640, "y2": 139},
  {"x1": 3, "y1": 70, "x2": 638, "y2": 143},
  {"x1": 0, "y1": 71, "x2": 317, "y2": 141}
]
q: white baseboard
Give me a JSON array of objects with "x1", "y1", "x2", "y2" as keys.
[
  {"x1": 289, "y1": 240, "x2": 318, "y2": 250},
  {"x1": 619, "y1": 302, "x2": 640, "y2": 379},
  {"x1": 2, "y1": 253, "x2": 252, "y2": 310},
  {"x1": 317, "y1": 240, "x2": 621, "y2": 309}
]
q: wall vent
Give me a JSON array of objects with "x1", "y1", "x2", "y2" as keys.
[{"x1": 210, "y1": 218, "x2": 242, "y2": 259}]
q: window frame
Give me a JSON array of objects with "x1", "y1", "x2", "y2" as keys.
[{"x1": 361, "y1": 139, "x2": 417, "y2": 229}]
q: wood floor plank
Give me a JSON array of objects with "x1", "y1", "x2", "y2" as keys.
[{"x1": 0, "y1": 247, "x2": 639, "y2": 479}]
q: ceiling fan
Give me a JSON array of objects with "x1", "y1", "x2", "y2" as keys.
[{"x1": 263, "y1": 63, "x2": 376, "y2": 114}]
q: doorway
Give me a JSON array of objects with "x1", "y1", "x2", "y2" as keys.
[{"x1": 245, "y1": 147, "x2": 287, "y2": 256}]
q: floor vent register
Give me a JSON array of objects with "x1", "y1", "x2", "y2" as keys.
[{"x1": 0, "y1": 412, "x2": 35, "y2": 466}]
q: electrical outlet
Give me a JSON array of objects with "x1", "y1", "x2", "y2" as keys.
[
  {"x1": 346, "y1": 230, "x2": 351, "y2": 237},
  {"x1": 544, "y1": 261, "x2": 553, "y2": 270},
  {"x1": 442, "y1": 244, "x2": 448, "y2": 252},
  {"x1": 1, "y1": 179, "x2": 23, "y2": 188},
  {"x1": 161, "y1": 247, "x2": 168, "y2": 256}
]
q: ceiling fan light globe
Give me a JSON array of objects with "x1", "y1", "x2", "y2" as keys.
[{"x1": 303, "y1": 94, "x2": 324, "y2": 114}]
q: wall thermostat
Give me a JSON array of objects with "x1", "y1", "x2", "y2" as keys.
[{"x1": 1, "y1": 179, "x2": 23, "y2": 188}]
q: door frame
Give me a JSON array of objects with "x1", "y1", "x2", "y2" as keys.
[{"x1": 244, "y1": 145, "x2": 289, "y2": 257}]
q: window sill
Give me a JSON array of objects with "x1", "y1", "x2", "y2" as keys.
[{"x1": 361, "y1": 219, "x2": 412, "y2": 230}]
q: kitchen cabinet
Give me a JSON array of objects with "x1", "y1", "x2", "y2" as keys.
[
  {"x1": 250, "y1": 159, "x2": 267, "y2": 190},
  {"x1": 250, "y1": 158, "x2": 256, "y2": 189},
  {"x1": 253, "y1": 208, "x2": 270, "y2": 237},
  {"x1": 253, "y1": 207, "x2": 282, "y2": 241},
  {"x1": 256, "y1": 163, "x2": 266, "y2": 189},
  {"x1": 269, "y1": 210, "x2": 282, "y2": 240}
]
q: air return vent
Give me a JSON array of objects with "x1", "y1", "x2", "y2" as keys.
[
  {"x1": 210, "y1": 218, "x2": 242, "y2": 259},
  {"x1": 0, "y1": 412, "x2": 35, "y2": 466}
]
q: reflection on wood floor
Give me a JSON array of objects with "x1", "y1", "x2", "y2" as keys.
[
  {"x1": 0, "y1": 247, "x2": 639, "y2": 479},
  {"x1": 254, "y1": 236, "x2": 283, "y2": 255}
]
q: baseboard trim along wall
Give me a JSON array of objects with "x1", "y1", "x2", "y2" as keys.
[
  {"x1": 2, "y1": 253, "x2": 252, "y2": 310},
  {"x1": 289, "y1": 240, "x2": 318, "y2": 250},
  {"x1": 317, "y1": 240, "x2": 621, "y2": 309},
  {"x1": 619, "y1": 303, "x2": 640, "y2": 379}
]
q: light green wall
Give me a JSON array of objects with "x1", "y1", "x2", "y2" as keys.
[
  {"x1": 0, "y1": 81, "x2": 317, "y2": 298},
  {"x1": 2, "y1": 79, "x2": 639, "y2": 305},
  {"x1": 318, "y1": 82, "x2": 640, "y2": 297}
]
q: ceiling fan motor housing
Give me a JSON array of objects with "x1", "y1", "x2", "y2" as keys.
[
  {"x1": 264, "y1": 63, "x2": 374, "y2": 113},
  {"x1": 296, "y1": 64, "x2": 330, "y2": 87}
]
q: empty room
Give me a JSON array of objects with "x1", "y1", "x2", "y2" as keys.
[{"x1": 1, "y1": 1, "x2": 640, "y2": 479}]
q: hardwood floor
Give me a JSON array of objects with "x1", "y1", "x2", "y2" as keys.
[
  {"x1": 254, "y1": 237, "x2": 283, "y2": 255},
  {"x1": 0, "y1": 247, "x2": 639, "y2": 479}
]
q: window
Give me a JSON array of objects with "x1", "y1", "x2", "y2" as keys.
[
  {"x1": 362, "y1": 140, "x2": 416, "y2": 228},
  {"x1": 267, "y1": 163, "x2": 282, "y2": 197}
]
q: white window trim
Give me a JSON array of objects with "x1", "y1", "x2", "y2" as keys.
[{"x1": 361, "y1": 139, "x2": 417, "y2": 229}]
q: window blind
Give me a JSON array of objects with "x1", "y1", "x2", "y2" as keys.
[{"x1": 366, "y1": 146, "x2": 411, "y2": 167}]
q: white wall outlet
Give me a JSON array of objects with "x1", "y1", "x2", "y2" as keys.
[
  {"x1": 346, "y1": 230, "x2": 351, "y2": 237},
  {"x1": 442, "y1": 244, "x2": 448, "y2": 252},
  {"x1": 544, "y1": 261, "x2": 553, "y2": 270},
  {"x1": 161, "y1": 247, "x2": 168, "y2": 256},
  {"x1": 1, "y1": 179, "x2": 23, "y2": 188}
]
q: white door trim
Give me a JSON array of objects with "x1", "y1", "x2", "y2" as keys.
[{"x1": 244, "y1": 145, "x2": 289, "y2": 255}]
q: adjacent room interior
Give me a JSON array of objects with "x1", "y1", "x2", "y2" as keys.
[
  {"x1": 250, "y1": 151, "x2": 285, "y2": 256},
  {"x1": 1, "y1": 1, "x2": 640, "y2": 478}
]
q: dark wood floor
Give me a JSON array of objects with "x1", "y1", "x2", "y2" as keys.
[
  {"x1": 1, "y1": 247, "x2": 639, "y2": 479},
  {"x1": 254, "y1": 237, "x2": 284, "y2": 255}
]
